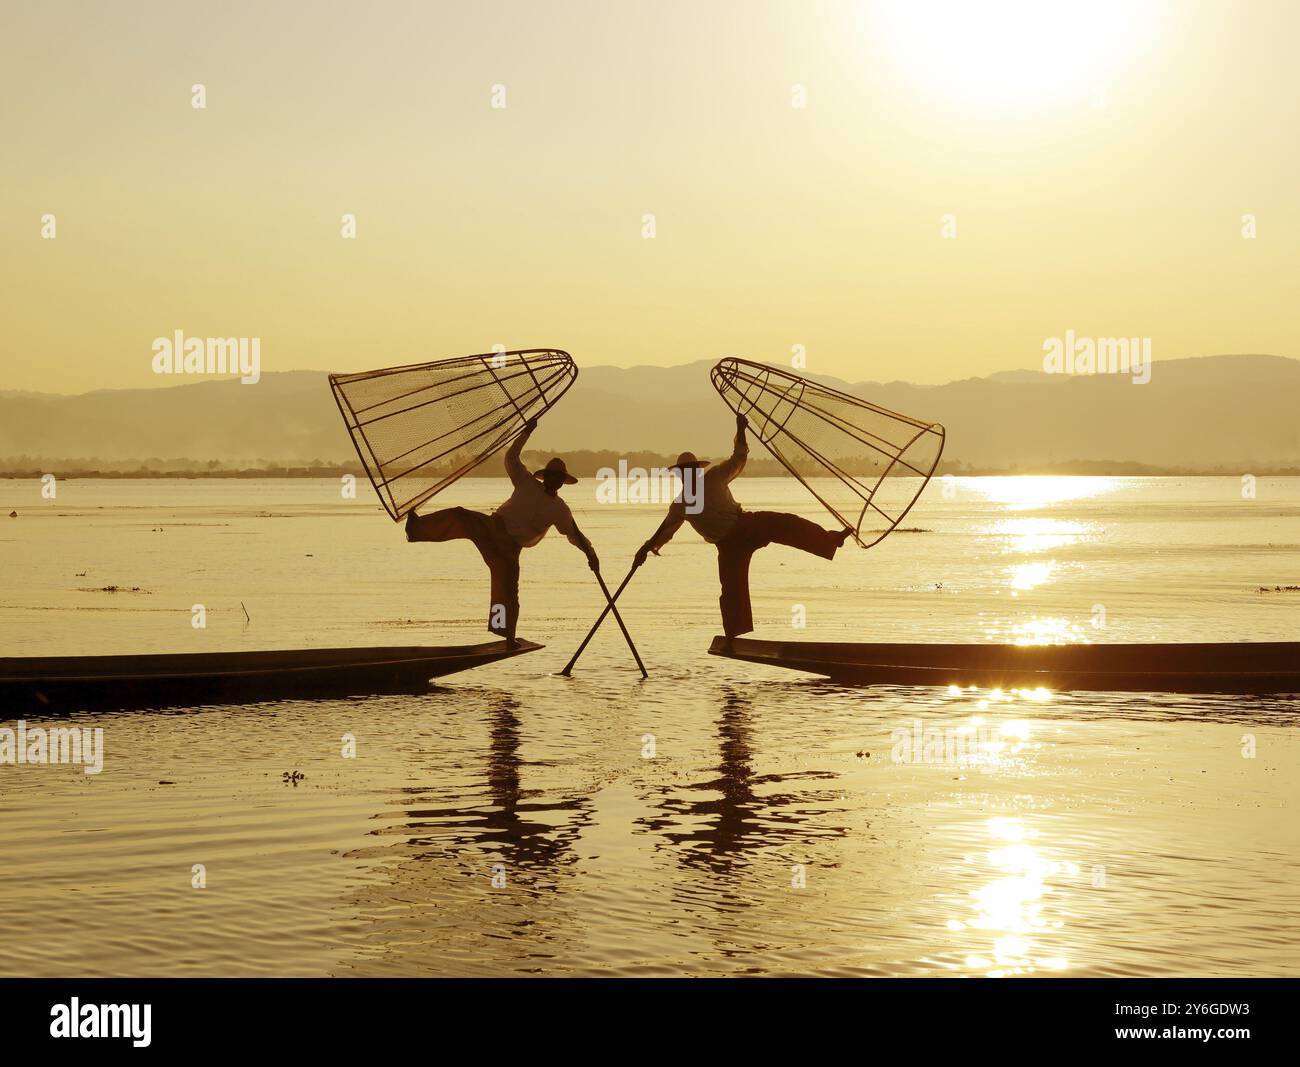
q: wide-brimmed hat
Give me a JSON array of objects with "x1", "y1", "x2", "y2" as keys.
[
  {"x1": 669, "y1": 451, "x2": 710, "y2": 472},
  {"x1": 533, "y1": 457, "x2": 578, "y2": 484}
]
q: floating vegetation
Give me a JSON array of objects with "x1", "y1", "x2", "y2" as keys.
[
  {"x1": 1257, "y1": 585, "x2": 1300, "y2": 593},
  {"x1": 79, "y1": 585, "x2": 149, "y2": 594}
]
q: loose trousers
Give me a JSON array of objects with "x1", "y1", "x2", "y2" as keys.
[
  {"x1": 407, "y1": 507, "x2": 522, "y2": 639},
  {"x1": 714, "y1": 511, "x2": 842, "y2": 637}
]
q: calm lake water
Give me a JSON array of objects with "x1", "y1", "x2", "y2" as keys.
[{"x1": 0, "y1": 475, "x2": 1296, "y2": 976}]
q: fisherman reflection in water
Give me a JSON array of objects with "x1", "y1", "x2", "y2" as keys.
[
  {"x1": 405, "y1": 418, "x2": 599, "y2": 645},
  {"x1": 635, "y1": 413, "x2": 852, "y2": 643}
]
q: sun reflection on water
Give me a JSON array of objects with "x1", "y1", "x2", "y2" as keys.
[
  {"x1": 927, "y1": 688, "x2": 1046, "y2": 770},
  {"x1": 952, "y1": 817, "x2": 1076, "y2": 977},
  {"x1": 996, "y1": 616, "x2": 1091, "y2": 645},
  {"x1": 967, "y1": 475, "x2": 1120, "y2": 509},
  {"x1": 932, "y1": 687, "x2": 1073, "y2": 976},
  {"x1": 1009, "y1": 560, "x2": 1056, "y2": 591},
  {"x1": 946, "y1": 685, "x2": 1055, "y2": 705},
  {"x1": 991, "y1": 515, "x2": 1088, "y2": 554}
]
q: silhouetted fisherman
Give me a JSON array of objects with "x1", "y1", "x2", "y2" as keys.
[
  {"x1": 635, "y1": 413, "x2": 851, "y2": 642},
  {"x1": 406, "y1": 419, "x2": 598, "y2": 644}
]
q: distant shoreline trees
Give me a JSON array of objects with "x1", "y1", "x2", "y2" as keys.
[{"x1": 2, "y1": 451, "x2": 1299, "y2": 479}]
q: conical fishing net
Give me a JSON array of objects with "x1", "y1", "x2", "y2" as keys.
[
  {"x1": 330, "y1": 349, "x2": 577, "y2": 520},
  {"x1": 711, "y1": 358, "x2": 945, "y2": 547}
]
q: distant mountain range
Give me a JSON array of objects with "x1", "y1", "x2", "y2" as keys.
[{"x1": 2, "y1": 354, "x2": 1297, "y2": 473}]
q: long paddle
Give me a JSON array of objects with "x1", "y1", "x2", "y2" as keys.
[
  {"x1": 589, "y1": 567, "x2": 647, "y2": 678},
  {"x1": 563, "y1": 561, "x2": 645, "y2": 677}
]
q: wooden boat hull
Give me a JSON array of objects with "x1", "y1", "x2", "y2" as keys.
[
  {"x1": 0, "y1": 640, "x2": 543, "y2": 714},
  {"x1": 708, "y1": 636, "x2": 1300, "y2": 694}
]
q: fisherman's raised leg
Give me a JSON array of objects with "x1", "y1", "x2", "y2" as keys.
[
  {"x1": 745, "y1": 510, "x2": 850, "y2": 559},
  {"x1": 405, "y1": 506, "x2": 492, "y2": 543}
]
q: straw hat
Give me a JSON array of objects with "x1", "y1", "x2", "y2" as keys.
[
  {"x1": 533, "y1": 457, "x2": 578, "y2": 484},
  {"x1": 669, "y1": 451, "x2": 710, "y2": 472}
]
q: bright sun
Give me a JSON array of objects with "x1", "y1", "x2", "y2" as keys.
[{"x1": 869, "y1": 0, "x2": 1160, "y2": 113}]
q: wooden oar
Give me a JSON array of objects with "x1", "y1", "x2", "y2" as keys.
[
  {"x1": 589, "y1": 567, "x2": 647, "y2": 678},
  {"x1": 563, "y1": 561, "x2": 645, "y2": 677}
]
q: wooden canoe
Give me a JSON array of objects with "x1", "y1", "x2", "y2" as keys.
[
  {"x1": 0, "y1": 639, "x2": 543, "y2": 713},
  {"x1": 708, "y1": 636, "x2": 1300, "y2": 694}
]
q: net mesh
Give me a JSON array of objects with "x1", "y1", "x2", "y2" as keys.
[
  {"x1": 711, "y1": 358, "x2": 945, "y2": 547},
  {"x1": 330, "y1": 349, "x2": 577, "y2": 520}
]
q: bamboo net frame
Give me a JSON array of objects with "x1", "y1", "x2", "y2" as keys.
[
  {"x1": 330, "y1": 349, "x2": 577, "y2": 520},
  {"x1": 710, "y1": 358, "x2": 945, "y2": 548}
]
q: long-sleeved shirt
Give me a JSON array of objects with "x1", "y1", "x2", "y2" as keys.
[
  {"x1": 646, "y1": 429, "x2": 749, "y2": 550},
  {"x1": 492, "y1": 434, "x2": 588, "y2": 550}
]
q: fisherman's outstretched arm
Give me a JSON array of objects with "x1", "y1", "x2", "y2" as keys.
[
  {"x1": 553, "y1": 502, "x2": 598, "y2": 570},
  {"x1": 504, "y1": 418, "x2": 537, "y2": 486},
  {"x1": 712, "y1": 414, "x2": 749, "y2": 482},
  {"x1": 563, "y1": 517, "x2": 600, "y2": 572},
  {"x1": 634, "y1": 503, "x2": 686, "y2": 565}
]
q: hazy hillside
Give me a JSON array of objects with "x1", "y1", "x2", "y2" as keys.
[{"x1": 1, "y1": 354, "x2": 1297, "y2": 471}]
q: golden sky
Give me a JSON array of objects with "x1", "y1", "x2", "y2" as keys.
[{"x1": 2, "y1": 0, "x2": 1297, "y2": 392}]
